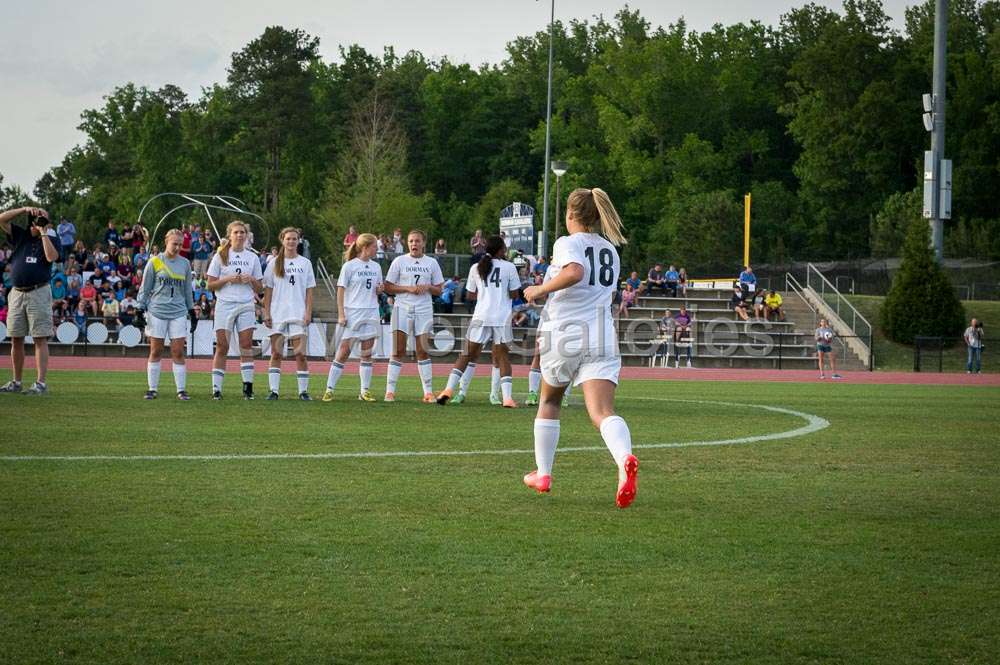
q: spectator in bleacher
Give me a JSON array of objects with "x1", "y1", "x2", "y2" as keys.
[
  {"x1": 133, "y1": 246, "x2": 149, "y2": 267},
  {"x1": 434, "y1": 238, "x2": 448, "y2": 255},
  {"x1": 118, "y1": 305, "x2": 136, "y2": 328},
  {"x1": 343, "y1": 225, "x2": 359, "y2": 249},
  {"x1": 391, "y1": 228, "x2": 404, "y2": 254},
  {"x1": 678, "y1": 267, "x2": 689, "y2": 297},
  {"x1": 104, "y1": 221, "x2": 121, "y2": 248},
  {"x1": 180, "y1": 224, "x2": 193, "y2": 260},
  {"x1": 730, "y1": 287, "x2": 749, "y2": 321},
  {"x1": 56, "y1": 218, "x2": 76, "y2": 263},
  {"x1": 664, "y1": 264, "x2": 680, "y2": 297},
  {"x1": 674, "y1": 305, "x2": 694, "y2": 368},
  {"x1": 73, "y1": 300, "x2": 87, "y2": 332},
  {"x1": 646, "y1": 263, "x2": 667, "y2": 295},
  {"x1": 51, "y1": 277, "x2": 67, "y2": 311},
  {"x1": 965, "y1": 318, "x2": 983, "y2": 374},
  {"x1": 625, "y1": 270, "x2": 643, "y2": 294},
  {"x1": 191, "y1": 232, "x2": 212, "y2": 276},
  {"x1": 101, "y1": 292, "x2": 119, "y2": 329},
  {"x1": 618, "y1": 282, "x2": 637, "y2": 318},
  {"x1": 751, "y1": 289, "x2": 766, "y2": 320},
  {"x1": 436, "y1": 275, "x2": 461, "y2": 313},
  {"x1": 88, "y1": 266, "x2": 105, "y2": 289},
  {"x1": 66, "y1": 267, "x2": 81, "y2": 303},
  {"x1": 120, "y1": 289, "x2": 138, "y2": 312},
  {"x1": 764, "y1": 290, "x2": 785, "y2": 321},
  {"x1": 469, "y1": 229, "x2": 487, "y2": 261},
  {"x1": 738, "y1": 265, "x2": 756, "y2": 298},
  {"x1": 79, "y1": 280, "x2": 99, "y2": 316},
  {"x1": 297, "y1": 229, "x2": 311, "y2": 260},
  {"x1": 125, "y1": 222, "x2": 148, "y2": 253}
]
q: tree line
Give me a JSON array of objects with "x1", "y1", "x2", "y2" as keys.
[{"x1": 5, "y1": 0, "x2": 1000, "y2": 271}]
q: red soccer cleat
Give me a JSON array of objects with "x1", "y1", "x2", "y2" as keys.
[
  {"x1": 523, "y1": 470, "x2": 552, "y2": 493},
  {"x1": 615, "y1": 454, "x2": 639, "y2": 509},
  {"x1": 436, "y1": 388, "x2": 454, "y2": 405}
]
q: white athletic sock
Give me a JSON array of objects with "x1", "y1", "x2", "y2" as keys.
[
  {"x1": 172, "y1": 363, "x2": 187, "y2": 392},
  {"x1": 533, "y1": 418, "x2": 560, "y2": 476},
  {"x1": 296, "y1": 370, "x2": 310, "y2": 394},
  {"x1": 528, "y1": 368, "x2": 542, "y2": 393},
  {"x1": 212, "y1": 368, "x2": 225, "y2": 392},
  {"x1": 501, "y1": 376, "x2": 513, "y2": 401},
  {"x1": 418, "y1": 359, "x2": 433, "y2": 394},
  {"x1": 240, "y1": 362, "x2": 254, "y2": 384},
  {"x1": 491, "y1": 366, "x2": 501, "y2": 396},
  {"x1": 386, "y1": 360, "x2": 403, "y2": 393},
  {"x1": 268, "y1": 368, "x2": 281, "y2": 394},
  {"x1": 458, "y1": 362, "x2": 477, "y2": 396},
  {"x1": 359, "y1": 360, "x2": 373, "y2": 392},
  {"x1": 147, "y1": 361, "x2": 161, "y2": 391},
  {"x1": 446, "y1": 368, "x2": 463, "y2": 392},
  {"x1": 326, "y1": 361, "x2": 344, "y2": 391},
  {"x1": 599, "y1": 415, "x2": 633, "y2": 467}
]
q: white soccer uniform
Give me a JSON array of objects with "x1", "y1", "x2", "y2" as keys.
[
  {"x1": 539, "y1": 233, "x2": 621, "y2": 387},
  {"x1": 386, "y1": 254, "x2": 443, "y2": 336},
  {"x1": 465, "y1": 258, "x2": 520, "y2": 345},
  {"x1": 207, "y1": 249, "x2": 263, "y2": 333},
  {"x1": 263, "y1": 256, "x2": 316, "y2": 337},
  {"x1": 337, "y1": 258, "x2": 383, "y2": 341}
]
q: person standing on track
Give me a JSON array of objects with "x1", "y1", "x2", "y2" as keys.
[
  {"x1": 383, "y1": 229, "x2": 443, "y2": 402},
  {"x1": 137, "y1": 229, "x2": 195, "y2": 400},
  {"x1": 206, "y1": 221, "x2": 262, "y2": 400},
  {"x1": 521, "y1": 187, "x2": 639, "y2": 509},
  {"x1": 436, "y1": 235, "x2": 520, "y2": 407},
  {"x1": 323, "y1": 233, "x2": 383, "y2": 402}
]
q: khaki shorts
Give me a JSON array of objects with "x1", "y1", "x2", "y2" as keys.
[{"x1": 7, "y1": 286, "x2": 54, "y2": 338}]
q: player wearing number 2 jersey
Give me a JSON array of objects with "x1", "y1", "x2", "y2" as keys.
[
  {"x1": 206, "y1": 220, "x2": 263, "y2": 400},
  {"x1": 383, "y1": 229, "x2": 444, "y2": 402},
  {"x1": 323, "y1": 233, "x2": 383, "y2": 402},
  {"x1": 436, "y1": 235, "x2": 520, "y2": 407},
  {"x1": 263, "y1": 227, "x2": 316, "y2": 401},
  {"x1": 521, "y1": 187, "x2": 639, "y2": 509}
]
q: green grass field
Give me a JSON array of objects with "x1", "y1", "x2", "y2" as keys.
[{"x1": 2, "y1": 370, "x2": 1000, "y2": 664}]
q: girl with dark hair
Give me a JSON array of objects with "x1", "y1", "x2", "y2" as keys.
[{"x1": 436, "y1": 236, "x2": 520, "y2": 407}]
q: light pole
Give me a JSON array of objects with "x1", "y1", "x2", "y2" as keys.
[
  {"x1": 551, "y1": 160, "x2": 568, "y2": 245},
  {"x1": 922, "y1": 0, "x2": 950, "y2": 262},
  {"x1": 539, "y1": 0, "x2": 556, "y2": 259}
]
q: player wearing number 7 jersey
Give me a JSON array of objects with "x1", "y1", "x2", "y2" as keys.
[
  {"x1": 323, "y1": 233, "x2": 383, "y2": 402},
  {"x1": 521, "y1": 187, "x2": 639, "y2": 509},
  {"x1": 383, "y1": 229, "x2": 444, "y2": 402},
  {"x1": 436, "y1": 235, "x2": 520, "y2": 407}
]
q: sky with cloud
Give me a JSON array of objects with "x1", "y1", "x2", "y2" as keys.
[{"x1": 1, "y1": 0, "x2": 917, "y2": 196}]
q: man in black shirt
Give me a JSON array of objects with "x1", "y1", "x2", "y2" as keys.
[{"x1": 0, "y1": 206, "x2": 59, "y2": 395}]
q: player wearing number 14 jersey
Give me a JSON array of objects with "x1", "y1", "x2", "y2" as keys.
[
  {"x1": 521, "y1": 187, "x2": 639, "y2": 509},
  {"x1": 436, "y1": 235, "x2": 520, "y2": 407}
]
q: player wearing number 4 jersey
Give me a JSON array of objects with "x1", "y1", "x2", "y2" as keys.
[
  {"x1": 383, "y1": 229, "x2": 444, "y2": 402},
  {"x1": 263, "y1": 227, "x2": 315, "y2": 401},
  {"x1": 436, "y1": 235, "x2": 520, "y2": 407},
  {"x1": 137, "y1": 228, "x2": 195, "y2": 400},
  {"x1": 206, "y1": 221, "x2": 263, "y2": 400},
  {"x1": 522, "y1": 187, "x2": 639, "y2": 509},
  {"x1": 323, "y1": 233, "x2": 383, "y2": 402}
]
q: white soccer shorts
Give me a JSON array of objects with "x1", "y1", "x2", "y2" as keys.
[
  {"x1": 541, "y1": 346, "x2": 621, "y2": 388},
  {"x1": 213, "y1": 300, "x2": 257, "y2": 333},
  {"x1": 145, "y1": 313, "x2": 189, "y2": 341},
  {"x1": 390, "y1": 305, "x2": 433, "y2": 337},
  {"x1": 339, "y1": 307, "x2": 381, "y2": 341},
  {"x1": 270, "y1": 321, "x2": 307, "y2": 338},
  {"x1": 466, "y1": 320, "x2": 513, "y2": 346}
]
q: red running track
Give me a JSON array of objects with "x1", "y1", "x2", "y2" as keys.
[{"x1": 2, "y1": 356, "x2": 997, "y2": 386}]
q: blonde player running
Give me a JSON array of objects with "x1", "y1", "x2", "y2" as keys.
[
  {"x1": 262, "y1": 227, "x2": 315, "y2": 400},
  {"x1": 436, "y1": 235, "x2": 520, "y2": 407},
  {"x1": 206, "y1": 221, "x2": 263, "y2": 400},
  {"x1": 323, "y1": 233, "x2": 383, "y2": 402},
  {"x1": 521, "y1": 188, "x2": 639, "y2": 509},
  {"x1": 383, "y1": 229, "x2": 444, "y2": 402},
  {"x1": 137, "y1": 229, "x2": 195, "y2": 400}
]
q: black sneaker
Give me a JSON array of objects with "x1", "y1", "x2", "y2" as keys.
[
  {"x1": 177, "y1": 391, "x2": 191, "y2": 401},
  {"x1": 299, "y1": 392, "x2": 312, "y2": 401},
  {"x1": 144, "y1": 390, "x2": 158, "y2": 400},
  {"x1": 213, "y1": 390, "x2": 223, "y2": 401},
  {"x1": 242, "y1": 382, "x2": 254, "y2": 400},
  {"x1": 266, "y1": 391, "x2": 279, "y2": 401}
]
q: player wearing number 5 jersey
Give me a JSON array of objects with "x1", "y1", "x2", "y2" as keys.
[
  {"x1": 521, "y1": 188, "x2": 639, "y2": 509},
  {"x1": 383, "y1": 229, "x2": 444, "y2": 402},
  {"x1": 263, "y1": 227, "x2": 316, "y2": 400},
  {"x1": 436, "y1": 235, "x2": 520, "y2": 407},
  {"x1": 137, "y1": 228, "x2": 195, "y2": 400},
  {"x1": 323, "y1": 233, "x2": 383, "y2": 402},
  {"x1": 206, "y1": 220, "x2": 263, "y2": 400}
]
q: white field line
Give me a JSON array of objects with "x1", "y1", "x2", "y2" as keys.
[{"x1": 0, "y1": 398, "x2": 829, "y2": 462}]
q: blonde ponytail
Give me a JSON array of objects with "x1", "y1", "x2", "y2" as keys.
[
  {"x1": 344, "y1": 232, "x2": 377, "y2": 263},
  {"x1": 591, "y1": 188, "x2": 627, "y2": 246}
]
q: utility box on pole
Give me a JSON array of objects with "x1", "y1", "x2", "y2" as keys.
[
  {"x1": 939, "y1": 159, "x2": 952, "y2": 220},
  {"x1": 923, "y1": 150, "x2": 938, "y2": 219}
]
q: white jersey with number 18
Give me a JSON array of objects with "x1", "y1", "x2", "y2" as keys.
[{"x1": 540, "y1": 233, "x2": 620, "y2": 350}]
